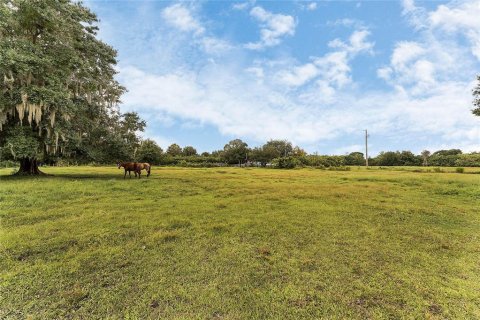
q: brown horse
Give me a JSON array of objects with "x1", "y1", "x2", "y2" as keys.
[
  {"x1": 117, "y1": 162, "x2": 151, "y2": 179},
  {"x1": 135, "y1": 162, "x2": 151, "y2": 178}
]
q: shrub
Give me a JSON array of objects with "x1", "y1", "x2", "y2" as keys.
[
  {"x1": 455, "y1": 167, "x2": 465, "y2": 173},
  {"x1": 272, "y1": 157, "x2": 301, "y2": 169},
  {"x1": 300, "y1": 155, "x2": 345, "y2": 167}
]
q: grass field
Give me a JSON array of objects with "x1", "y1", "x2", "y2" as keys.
[{"x1": 1, "y1": 166, "x2": 479, "y2": 319}]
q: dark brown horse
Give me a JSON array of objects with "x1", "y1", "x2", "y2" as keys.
[{"x1": 117, "y1": 162, "x2": 151, "y2": 179}]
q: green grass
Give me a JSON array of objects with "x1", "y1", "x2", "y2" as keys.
[{"x1": 1, "y1": 166, "x2": 479, "y2": 319}]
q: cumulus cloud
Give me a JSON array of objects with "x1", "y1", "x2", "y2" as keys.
[
  {"x1": 232, "y1": 2, "x2": 250, "y2": 11},
  {"x1": 428, "y1": 1, "x2": 480, "y2": 59},
  {"x1": 380, "y1": 0, "x2": 480, "y2": 96},
  {"x1": 161, "y1": 4, "x2": 233, "y2": 55},
  {"x1": 401, "y1": 0, "x2": 427, "y2": 29},
  {"x1": 245, "y1": 6, "x2": 296, "y2": 50},
  {"x1": 276, "y1": 29, "x2": 374, "y2": 91},
  {"x1": 162, "y1": 4, "x2": 205, "y2": 35},
  {"x1": 328, "y1": 29, "x2": 374, "y2": 54}
]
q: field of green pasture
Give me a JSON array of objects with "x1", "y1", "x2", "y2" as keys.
[{"x1": 1, "y1": 166, "x2": 479, "y2": 319}]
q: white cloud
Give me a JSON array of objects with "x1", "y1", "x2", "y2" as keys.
[
  {"x1": 306, "y1": 2, "x2": 317, "y2": 11},
  {"x1": 161, "y1": 4, "x2": 233, "y2": 56},
  {"x1": 401, "y1": 0, "x2": 427, "y2": 29},
  {"x1": 328, "y1": 18, "x2": 365, "y2": 29},
  {"x1": 379, "y1": 41, "x2": 435, "y2": 93},
  {"x1": 328, "y1": 29, "x2": 374, "y2": 54},
  {"x1": 391, "y1": 41, "x2": 425, "y2": 68},
  {"x1": 278, "y1": 63, "x2": 318, "y2": 87},
  {"x1": 200, "y1": 37, "x2": 234, "y2": 54},
  {"x1": 380, "y1": 0, "x2": 480, "y2": 96},
  {"x1": 428, "y1": 1, "x2": 480, "y2": 59},
  {"x1": 276, "y1": 29, "x2": 373, "y2": 89},
  {"x1": 162, "y1": 4, "x2": 205, "y2": 35},
  {"x1": 429, "y1": 2, "x2": 480, "y2": 31},
  {"x1": 232, "y1": 2, "x2": 250, "y2": 11},
  {"x1": 245, "y1": 6, "x2": 296, "y2": 50}
]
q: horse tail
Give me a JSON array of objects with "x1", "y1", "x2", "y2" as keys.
[{"x1": 147, "y1": 164, "x2": 151, "y2": 177}]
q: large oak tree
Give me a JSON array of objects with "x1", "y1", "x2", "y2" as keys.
[{"x1": 0, "y1": 0, "x2": 127, "y2": 174}]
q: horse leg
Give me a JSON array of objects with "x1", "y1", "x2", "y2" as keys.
[{"x1": 124, "y1": 169, "x2": 127, "y2": 179}]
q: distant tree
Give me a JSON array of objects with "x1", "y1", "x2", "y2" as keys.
[
  {"x1": 263, "y1": 140, "x2": 293, "y2": 158},
  {"x1": 399, "y1": 150, "x2": 420, "y2": 166},
  {"x1": 250, "y1": 147, "x2": 269, "y2": 166},
  {"x1": 211, "y1": 150, "x2": 224, "y2": 158},
  {"x1": 201, "y1": 151, "x2": 210, "y2": 157},
  {"x1": 223, "y1": 139, "x2": 248, "y2": 164},
  {"x1": 421, "y1": 150, "x2": 431, "y2": 166},
  {"x1": 473, "y1": 75, "x2": 480, "y2": 116},
  {"x1": 166, "y1": 143, "x2": 182, "y2": 156},
  {"x1": 346, "y1": 152, "x2": 365, "y2": 165},
  {"x1": 137, "y1": 139, "x2": 163, "y2": 164},
  {"x1": 429, "y1": 150, "x2": 462, "y2": 167},
  {"x1": 375, "y1": 151, "x2": 401, "y2": 166},
  {"x1": 292, "y1": 146, "x2": 307, "y2": 157},
  {"x1": 120, "y1": 112, "x2": 146, "y2": 158},
  {"x1": 432, "y1": 149, "x2": 462, "y2": 156},
  {"x1": 182, "y1": 146, "x2": 197, "y2": 156},
  {"x1": 345, "y1": 152, "x2": 365, "y2": 166}
]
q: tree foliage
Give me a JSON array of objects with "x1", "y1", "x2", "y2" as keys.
[
  {"x1": 166, "y1": 143, "x2": 182, "y2": 156},
  {"x1": 136, "y1": 139, "x2": 162, "y2": 164},
  {"x1": 182, "y1": 146, "x2": 197, "y2": 156},
  {"x1": 223, "y1": 139, "x2": 248, "y2": 164},
  {"x1": 345, "y1": 152, "x2": 365, "y2": 166}
]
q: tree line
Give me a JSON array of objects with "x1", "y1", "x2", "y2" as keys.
[{"x1": 139, "y1": 142, "x2": 480, "y2": 168}]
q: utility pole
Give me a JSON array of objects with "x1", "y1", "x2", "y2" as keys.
[{"x1": 365, "y1": 129, "x2": 369, "y2": 167}]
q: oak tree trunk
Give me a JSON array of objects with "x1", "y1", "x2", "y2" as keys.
[{"x1": 15, "y1": 158, "x2": 45, "y2": 175}]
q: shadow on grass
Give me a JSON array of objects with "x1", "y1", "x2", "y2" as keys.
[{"x1": 0, "y1": 173, "x2": 155, "y2": 181}]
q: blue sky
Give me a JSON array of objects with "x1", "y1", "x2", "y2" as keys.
[{"x1": 84, "y1": 0, "x2": 480, "y2": 155}]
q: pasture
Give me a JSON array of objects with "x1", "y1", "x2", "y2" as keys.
[{"x1": 1, "y1": 166, "x2": 479, "y2": 319}]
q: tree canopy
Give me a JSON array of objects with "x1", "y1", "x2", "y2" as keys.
[
  {"x1": 166, "y1": 143, "x2": 182, "y2": 156},
  {"x1": 223, "y1": 139, "x2": 248, "y2": 164},
  {"x1": 136, "y1": 139, "x2": 162, "y2": 164},
  {"x1": 182, "y1": 146, "x2": 197, "y2": 156}
]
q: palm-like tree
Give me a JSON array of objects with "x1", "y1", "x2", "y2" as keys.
[{"x1": 421, "y1": 150, "x2": 431, "y2": 166}]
